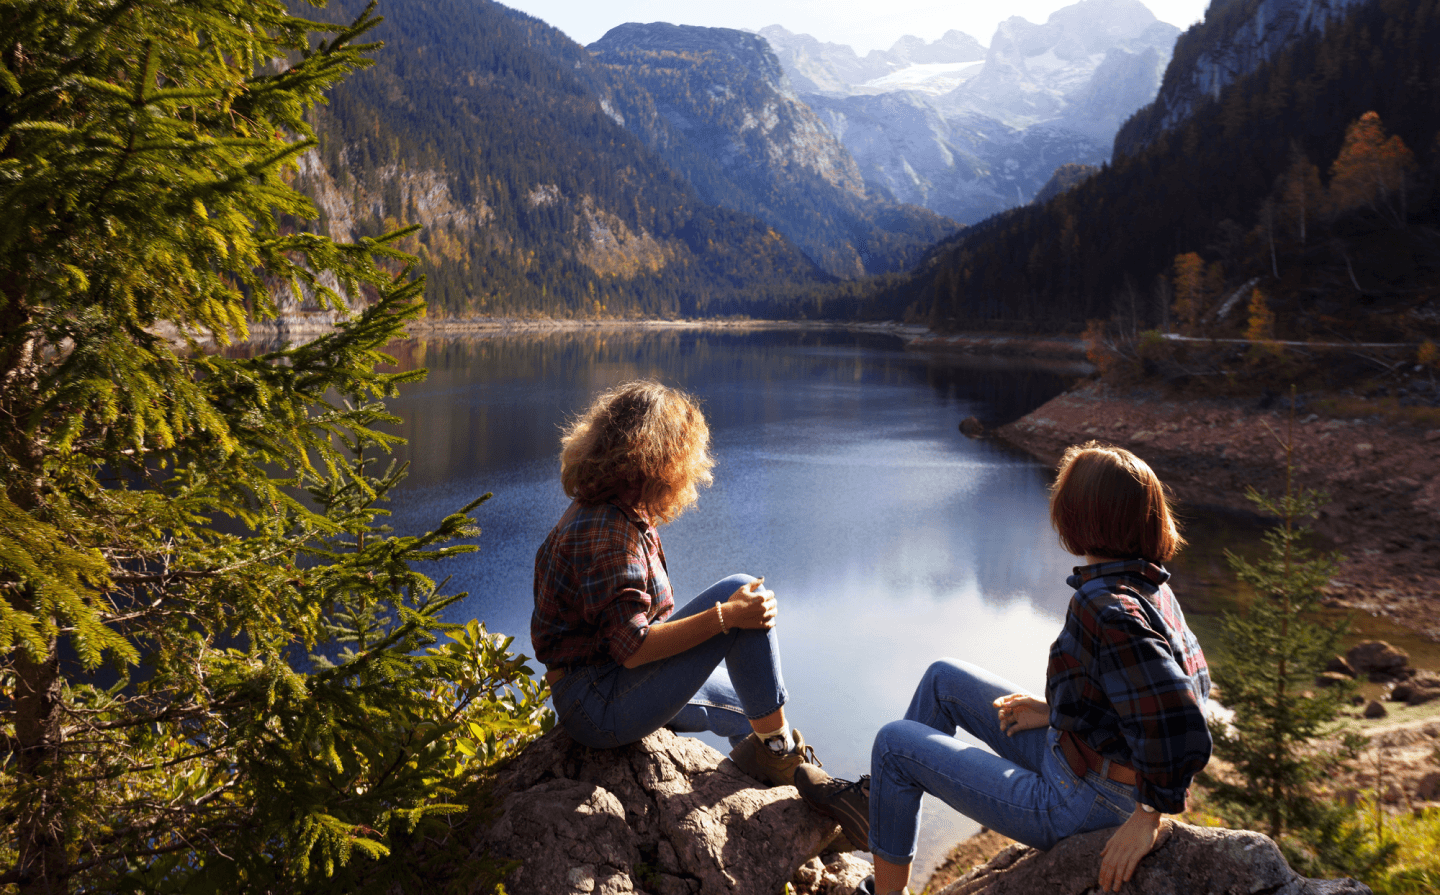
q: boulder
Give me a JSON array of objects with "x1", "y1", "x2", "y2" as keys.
[
  {"x1": 1325, "y1": 655, "x2": 1356, "y2": 676},
  {"x1": 1397, "y1": 670, "x2": 1440, "y2": 706},
  {"x1": 474, "y1": 727, "x2": 847, "y2": 895},
  {"x1": 1364, "y1": 700, "x2": 1388, "y2": 719},
  {"x1": 959, "y1": 417, "x2": 986, "y2": 438},
  {"x1": 1347, "y1": 640, "x2": 1409, "y2": 676},
  {"x1": 1316, "y1": 672, "x2": 1353, "y2": 689},
  {"x1": 1417, "y1": 771, "x2": 1440, "y2": 801},
  {"x1": 933, "y1": 822, "x2": 1372, "y2": 895}
]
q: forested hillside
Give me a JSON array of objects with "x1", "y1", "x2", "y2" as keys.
[
  {"x1": 300, "y1": 0, "x2": 836, "y2": 318},
  {"x1": 586, "y1": 24, "x2": 956, "y2": 279},
  {"x1": 895, "y1": 0, "x2": 1440, "y2": 342}
]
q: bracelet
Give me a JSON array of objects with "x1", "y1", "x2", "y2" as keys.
[{"x1": 715, "y1": 601, "x2": 728, "y2": 634}]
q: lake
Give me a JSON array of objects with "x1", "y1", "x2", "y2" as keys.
[{"x1": 377, "y1": 325, "x2": 1109, "y2": 877}]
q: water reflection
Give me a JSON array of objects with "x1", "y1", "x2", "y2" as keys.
[{"x1": 378, "y1": 327, "x2": 1085, "y2": 878}]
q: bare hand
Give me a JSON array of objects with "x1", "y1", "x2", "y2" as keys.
[
  {"x1": 724, "y1": 578, "x2": 777, "y2": 629},
  {"x1": 992, "y1": 693, "x2": 1048, "y2": 736},
  {"x1": 1098, "y1": 809, "x2": 1163, "y2": 891}
]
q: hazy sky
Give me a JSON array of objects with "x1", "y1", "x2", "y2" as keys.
[{"x1": 499, "y1": 0, "x2": 1214, "y2": 55}]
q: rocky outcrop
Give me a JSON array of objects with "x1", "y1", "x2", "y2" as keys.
[
  {"x1": 1115, "y1": 0, "x2": 1372, "y2": 155},
  {"x1": 475, "y1": 727, "x2": 857, "y2": 895},
  {"x1": 935, "y1": 822, "x2": 1372, "y2": 895},
  {"x1": 1031, "y1": 162, "x2": 1100, "y2": 205}
]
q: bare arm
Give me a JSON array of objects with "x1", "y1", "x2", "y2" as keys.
[{"x1": 621, "y1": 579, "x2": 775, "y2": 669}]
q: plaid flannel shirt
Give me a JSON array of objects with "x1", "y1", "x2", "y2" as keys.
[
  {"x1": 1045, "y1": 559, "x2": 1212, "y2": 814},
  {"x1": 532, "y1": 500, "x2": 674, "y2": 668}
]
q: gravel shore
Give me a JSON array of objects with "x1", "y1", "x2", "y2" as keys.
[{"x1": 994, "y1": 381, "x2": 1440, "y2": 641}]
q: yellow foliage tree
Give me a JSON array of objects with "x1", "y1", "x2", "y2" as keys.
[
  {"x1": 1171, "y1": 252, "x2": 1206, "y2": 335},
  {"x1": 1245, "y1": 287, "x2": 1283, "y2": 363},
  {"x1": 1328, "y1": 111, "x2": 1417, "y2": 227}
]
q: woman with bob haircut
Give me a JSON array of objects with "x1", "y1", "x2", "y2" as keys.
[
  {"x1": 798, "y1": 442, "x2": 1212, "y2": 894},
  {"x1": 533, "y1": 380, "x2": 821, "y2": 786}
]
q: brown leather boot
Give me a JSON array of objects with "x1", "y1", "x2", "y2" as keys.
[{"x1": 728, "y1": 727, "x2": 819, "y2": 787}]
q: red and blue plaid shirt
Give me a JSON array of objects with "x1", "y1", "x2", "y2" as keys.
[
  {"x1": 532, "y1": 500, "x2": 674, "y2": 668},
  {"x1": 1046, "y1": 559, "x2": 1212, "y2": 814}
]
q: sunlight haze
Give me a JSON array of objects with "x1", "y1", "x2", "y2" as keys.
[{"x1": 499, "y1": 0, "x2": 1214, "y2": 54}]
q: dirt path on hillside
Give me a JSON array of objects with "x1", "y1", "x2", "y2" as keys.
[{"x1": 994, "y1": 381, "x2": 1440, "y2": 640}]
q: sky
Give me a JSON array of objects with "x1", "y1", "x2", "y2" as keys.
[{"x1": 499, "y1": 0, "x2": 1215, "y2": 55}]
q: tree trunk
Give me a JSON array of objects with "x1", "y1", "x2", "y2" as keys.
[{"x1": 13, "y1": 634, "x2": 68, "y2": 895}]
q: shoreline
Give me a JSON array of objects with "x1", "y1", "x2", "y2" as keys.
[
  {"x1": 236, "y1": 314, "x2": 934, "y2": 343},
  {"x1": 994, "y1": 380, "x2": 1440, "y2": 643}
]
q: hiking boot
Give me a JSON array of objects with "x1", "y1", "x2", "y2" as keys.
[
  {"x1": 854, "y1": 876, "x2": 908, "y2": 895},
  {"x1": 728, "y1": 727, "x2": 819, "y2": 787},
  {"x1": 794, "y1": 764, "x2": 870, "y2": 852}
]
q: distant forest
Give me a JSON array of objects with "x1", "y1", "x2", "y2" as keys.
[
  {"x1": 301, "y1": 0, "x2": 933, "y2": 321},
  {"x1": 305, "y1": 0, "x2": 815, "y2": 318},
  {"x1": 897, "y1": 0, "x2": 1440, "y2": 342}
]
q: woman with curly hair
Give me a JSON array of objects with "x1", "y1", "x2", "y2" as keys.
[
  {"x1": 533, "y1": 380, "x2": 819, "y2": 785},
  {"x1": 799, "y1": 443, "x2": 1212, "y2": 894}
]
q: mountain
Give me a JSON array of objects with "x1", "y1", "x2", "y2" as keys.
[
  {"x1": 297, "y1": 0, "x2": 844, "y2": 319},
  {"x1": 1114, "y1": 0, "x2": 1372, "y2": 155},
  {"x1": 585, "y1": 23, "x2": 956, "y2": 279},
  {"x1": 891, "y1": 0, "x2": 1440, "y2": 340},
  {"x1": 758, "y1": 26, "x2": 986, "y2": 96},
  {"x1": 760, "y1": 0, "x2": 1179, "y2": 225},
  {"x1": 290, "y1": 0, "x2": 954, "y2": 321}
]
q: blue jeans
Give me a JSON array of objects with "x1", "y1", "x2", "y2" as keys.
[
  {"x1": 869, "y1": 659, "x2": 1135, "y2": 864},
  {"x1": 550, "y1": 574, "x2": 787, "y2": 749}
]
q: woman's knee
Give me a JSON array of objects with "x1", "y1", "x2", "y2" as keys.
[
  {"x1": 872, "y1": 720, "x2": 923, "y2": 773},
  {"x1": 922, "y1": 657, "x2": 983, "y2": 687}
]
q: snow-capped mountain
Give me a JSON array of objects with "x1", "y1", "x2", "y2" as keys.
[{"x1": 760, "y1": 0, "x2": 1180, "y2": 224}]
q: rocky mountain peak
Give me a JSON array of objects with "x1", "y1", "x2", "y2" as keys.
[{"x1": 592, "y1": 22, "x2": 791, "y2": 95}]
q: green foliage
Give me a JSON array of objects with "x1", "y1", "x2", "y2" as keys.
[
  {"x1": 1364, "y1": 807, "x2": 1440, "y2": 895},
  {"x1": 1201, "y1": 415, "x2": 1388, "y2": 874},
  {"x1": 0, "y1": 2, "x2": 550, "y2": 892}
]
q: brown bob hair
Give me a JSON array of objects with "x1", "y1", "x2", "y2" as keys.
[
  {"x1": 1049, "y1": 441, "x2": 1185, "y2": 563},
  {"x1": 560, "y1": 380, "x2": 715, "y2": 524}
]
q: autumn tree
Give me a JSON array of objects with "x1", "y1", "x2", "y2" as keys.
[
  {"x1": 1244, "y1": 287, "x2": 1283, "y2": 363},
  {"x1": 0, "y1": 2, "x2": 549, "y2": 892},
  {"x1": 1171, "y1": 252, "x2": 1207, "y2": 334},
  {"x1": 1327, "y1": 111, "x2": 1418, "y2": 228}
]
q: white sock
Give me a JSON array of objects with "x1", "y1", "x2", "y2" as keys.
[{"x1": 756, "y1": 722, "x2": 793, "y2": 754}]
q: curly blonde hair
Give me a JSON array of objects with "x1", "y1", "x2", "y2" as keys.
[{"x1": 560, "y1": 380, "x2": 715, "y2": 524}]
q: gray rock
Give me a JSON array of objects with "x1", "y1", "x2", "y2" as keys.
[
  {"x1": 475, "y1": 727, "x2": 845, "y2": 895},
  {"x1": 934, "y1": 822, "x2": 1372, "y2": 895}
]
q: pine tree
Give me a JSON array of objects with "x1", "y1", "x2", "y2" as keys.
[
  {"x1": 1205, "y1": 411, "x2": 1380, "y2": 874},
  {"x1": 0, "y1": 2, "x2": 549, "y2": 891}
]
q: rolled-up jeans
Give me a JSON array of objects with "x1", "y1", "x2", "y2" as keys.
[
  {"x1": 549, "y1": 574, "x2": 787, "y2": 749},
  {"x1": 869, "y1": 658, "x2": 1135, "y2": 864}
]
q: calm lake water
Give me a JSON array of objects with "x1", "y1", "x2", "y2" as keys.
[{"x1": 378, "y1": 326, "x2": 1092, "y2": 877}]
